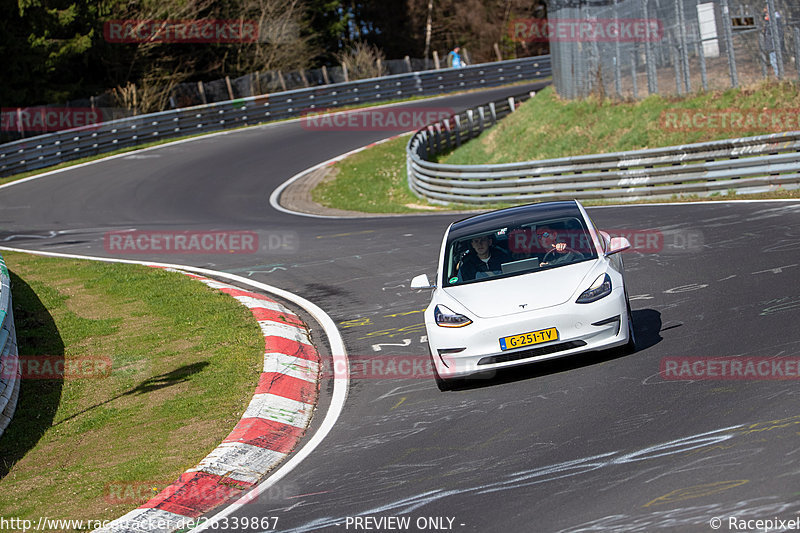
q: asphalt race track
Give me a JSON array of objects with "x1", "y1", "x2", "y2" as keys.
[{"x1": 2, "y1": 82, "x2": 800, "y2": 532}]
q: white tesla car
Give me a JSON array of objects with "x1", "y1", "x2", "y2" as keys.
[{"x1": 411, "y1": 200, "x2": 635, "y2": 390}]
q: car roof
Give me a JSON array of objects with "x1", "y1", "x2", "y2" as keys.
[{"x1": 447, "y1": 201, "x2": 584, "y2": 241}]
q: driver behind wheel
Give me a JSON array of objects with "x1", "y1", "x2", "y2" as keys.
[{"x1": 537, "y1": 226, "x2": 584, "y2": 266}]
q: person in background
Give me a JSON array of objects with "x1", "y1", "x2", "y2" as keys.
[{"x1": 448, "y1": 46, "x2": 466, "y2": 68}]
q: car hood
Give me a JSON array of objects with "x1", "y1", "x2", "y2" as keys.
[{"x1": 444, "y1": 261, "x2": 598, "y2": 318}]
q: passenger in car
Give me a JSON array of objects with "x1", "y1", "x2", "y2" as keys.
[{"x1": 457, "y1": 235, "x2": 511, "y2": 280}]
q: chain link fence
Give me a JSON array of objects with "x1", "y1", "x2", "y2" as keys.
[{"x1": 546, "y1": 0, "x2": 800, "y2": 99}]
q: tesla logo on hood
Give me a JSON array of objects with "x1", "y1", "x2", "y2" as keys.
[{"x1": 519, "y1": 304, "x2": 528, "y2": 309}]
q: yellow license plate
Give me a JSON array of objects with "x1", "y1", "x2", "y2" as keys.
[{"x1": 499, "y1": 327, "x2": 559, "y2": 350}]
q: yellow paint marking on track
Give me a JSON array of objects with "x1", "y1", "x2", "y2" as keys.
[
  {"x1": 340, "y1": 317, "x2": 372, "y2": 328},
  {"x1": 643, "y1": 480, "x2": 749, "y2": 507},
  {"x1": 738, "y1": 414, "x2": 800, "y2": 435},
  {"x1": 391, "y1": 397, "x2": 407, "y2": 410},
  {"x1": 357, "y1": 323, "x2": 426, "y2": 340},
  {"x1": 383, "y1": 309, "x2": 426, "y2": 318}
]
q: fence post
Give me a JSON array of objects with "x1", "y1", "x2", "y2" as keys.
[
  {"x1": 695, "y1": 4, "x2": 709, "y2": 92},
  {"x1": 299, "y1": 69, "x2": 309, "y2": 87},
  {"x1": 225, "y1": 76, "x2": 235, "y2": 100},
  {"x1": 766, "y1": 0, "x2": 784, "y2": 79},
  {"x1": 795, "y1": 28, "x2": 800, "y2": 81},
  {"x1": 631, "y1": 52, "x2": 638, "y2": 99},
  {"x1": 342, "y1": 63, "x2": 349, "y2": 83},
  {"x1": 643, "y1": 0, "x2": 658, "y2": 95},
  {"x1": 404, "y1": 56, "x2": 412, "y2": 72},
  {"x1": 671, "y1": 33, "x2": 683, "y2": 95},
  {"x1": 676, "y1": 0, "x2": 692, "y2": 93},
  {"x1": 720, "y1": 0, "x2": 739, "y2": 87},
  {"x1": 433, "y1": 51, "x2": 440, "y2": 69},
  {"x1": 277, "y1": 71, "x2": 287, "y2": 92},
  {"x1": 493, "y1": 43, "x2": 503, "y2": 62},
  {"x1": 613, "y1": 0, "x2": 622, "y2": 98},
  {"x1": 321, "y1": 65, "x2": 330, "y2": 84},
  {"x1": 254, "y1": 71, "x2": 262, "y2": 95},
  {"x1": 197, "y1": 81, "x2": 207, "y2": 104},
  {"x1": 16, "y1": 108, "x2": 25, "y2": 139}
]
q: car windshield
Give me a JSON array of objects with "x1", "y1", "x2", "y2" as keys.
[{"x1": 443, "y1": 215, "x2": 597, "y2": 287}]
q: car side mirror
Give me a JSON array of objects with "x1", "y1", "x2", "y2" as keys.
[
  {"x1": 606, "y1": 236, "x2": 631, "y2": 256},
  {"x1": 410, "y1": 274, "x2": 435, "y2": 289}
]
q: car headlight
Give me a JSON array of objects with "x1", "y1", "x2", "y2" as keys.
[
  {"x1": 576, "y1": 273, "x2": 612, "y2": 303},
  {"x1": 434, "y1": 305, "x2": 473, "y2": 327}
]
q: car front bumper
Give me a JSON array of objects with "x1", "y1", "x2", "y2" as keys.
[{"x1": 425, "y1": 287, "x2": 630, "y2": 379}]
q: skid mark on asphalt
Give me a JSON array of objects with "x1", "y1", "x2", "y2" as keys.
[{"x1": 280, "y1": 414, "x2": 800, "y2": 532}]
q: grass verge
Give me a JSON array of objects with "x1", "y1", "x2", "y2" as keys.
[
  {"x1": 0, "y1": 251, "x2": 263, "y2": 529},
  {"x1": 312, "y1": 81, "x2": 800, "y2": 213},
  {"x1": 312, "y1": 135, "x2": 451, "y2": 213},
  {"x1": 439, "y1": 82, "x2": 800, "y2": 164}
]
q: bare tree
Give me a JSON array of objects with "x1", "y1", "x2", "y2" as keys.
[{"x1": 337, "y1": 41, "x2": 386, "y2": 80}]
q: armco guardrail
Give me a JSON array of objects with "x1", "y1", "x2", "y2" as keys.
[
  {"x1": 0, "y1": 56, "x2": 551, "y2": 177},
  {"x1": 407, "y1": 97, "x2": 800, "y2": 204},
  {"x1": 0, "y1": 252, "x2": 20, "y2": 438}
]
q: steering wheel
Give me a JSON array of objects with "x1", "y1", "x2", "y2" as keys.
[{"x1": 542, "y1": 247, "x2": 579, "y2": 264}]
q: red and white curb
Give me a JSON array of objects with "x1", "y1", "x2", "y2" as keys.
[{"x1": 95, "y1": 269, "x2": 321, "y2": 533}]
